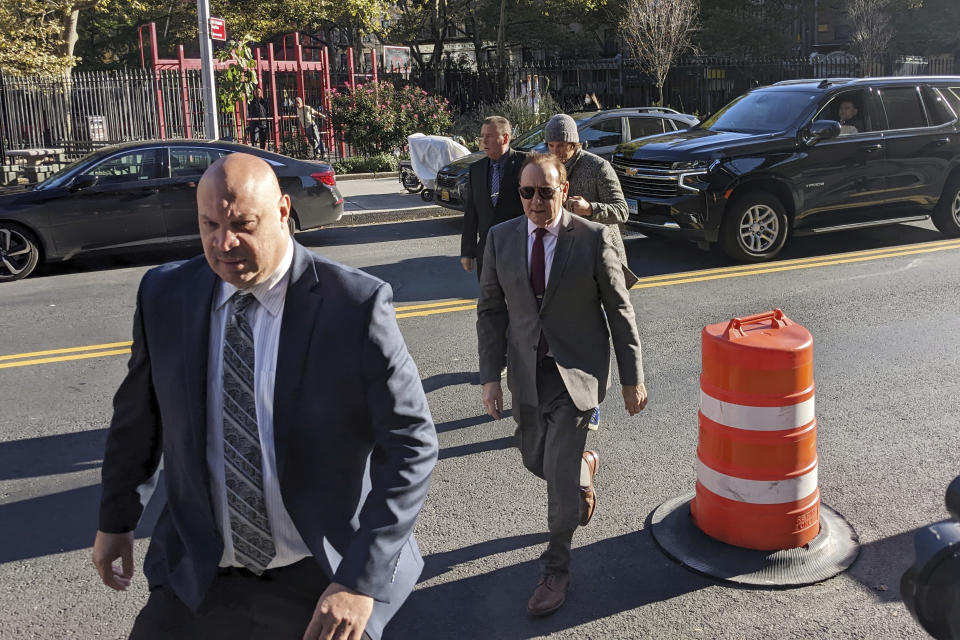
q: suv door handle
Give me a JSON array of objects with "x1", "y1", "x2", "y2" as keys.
[
  {"x1": 932, "y1": 137, "x2": 951, "y2": 147},
  {"x1": 860, "y1": 144, "x2": 883, "y2": 153}
]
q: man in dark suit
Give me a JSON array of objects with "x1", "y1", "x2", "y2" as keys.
[
  {"x1": 477, "y1": 153, "x2": 647, "y2": 617},
  {"x1": 460, "y1": 115, "x2": 527, "y2": 278},
  {"x1": 92, "y1": 153, "x2": 438, "y2": 640}
]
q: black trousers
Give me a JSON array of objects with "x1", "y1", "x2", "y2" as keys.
[
  {"x1": 128, "y1": 559, "x2": 373, "y2": 640},
  {"x1": 514, "y1": 358, "x2": 592, "y2": 575}
]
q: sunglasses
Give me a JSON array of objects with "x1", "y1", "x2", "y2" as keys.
[{"x1": 518, "y1": 185, "x2": 563, "y2": 200}]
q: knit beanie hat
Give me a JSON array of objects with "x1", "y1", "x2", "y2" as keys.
[{"x1": 544, "y1": 114, "x2": 579, "y2": 143}]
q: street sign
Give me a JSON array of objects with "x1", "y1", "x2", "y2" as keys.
[{"x1": 209, "y1": 17, "x2": 226, "y2": 41}]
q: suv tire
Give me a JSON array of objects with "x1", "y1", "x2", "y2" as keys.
[
  {"x1": 932, "y1": 175, "x2": 960, "y2": 238},
  {"x1": 720, "y1": 192, "x2": 789, "y2": 262}
]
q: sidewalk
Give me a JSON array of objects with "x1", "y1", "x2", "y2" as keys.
[{"x1": 331, "y1": 176, "x2": 456, "y2": 227}]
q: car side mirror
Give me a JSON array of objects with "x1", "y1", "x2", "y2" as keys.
[
  {"x1": 581, "y1": 140, "x2": 590, "y2": 150},
  {"x1": 69, "y1": 174, "x2": 99, "y2": 192},
  {"x1": 804, "y1": 120, "x2": 841, "y2": 146}
]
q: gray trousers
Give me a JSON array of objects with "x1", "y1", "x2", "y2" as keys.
[{"x1": 514, "y1": 357, "x2": 592, "y2": 575}]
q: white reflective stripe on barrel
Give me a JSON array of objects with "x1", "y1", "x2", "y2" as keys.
[
  {"x1": 696, "y1": 459, "x2": 819, "y2": 504},
  {"x1": 700, "y1": 390, "x2": 815, "y2": 431}
]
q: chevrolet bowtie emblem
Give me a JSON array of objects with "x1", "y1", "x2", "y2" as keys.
[{"x1": 625, "y1": 167, "x2": 639, "y2": 177}]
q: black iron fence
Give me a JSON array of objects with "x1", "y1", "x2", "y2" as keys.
[
  {"x1": 392, "y1": 53, "x2": 957, "y2": 118},
  {"x1": 2, "y1": 54, "x2": 957, "y2": 171}
]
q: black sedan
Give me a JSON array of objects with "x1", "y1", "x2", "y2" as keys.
[{"x1": 0, "y1": 140, "x2": 343, "y2": 281}]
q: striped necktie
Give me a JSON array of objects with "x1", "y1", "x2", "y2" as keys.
[
  {"x1": 490, "y1": 159, "x2": 501, "y2": 207},
  {"x1": 222, "y1": 291, "x2": 276, "y2": 574}
]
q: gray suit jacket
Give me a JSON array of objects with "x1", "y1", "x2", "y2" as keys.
[{"x1": 476, "y1": 210, "x2": 644, "y2": 411}]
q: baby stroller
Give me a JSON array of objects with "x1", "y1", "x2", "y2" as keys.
[{"x1": 400, "y1": 134, "x2": 471, "y2": 202}]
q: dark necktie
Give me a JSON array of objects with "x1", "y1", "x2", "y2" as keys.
[
  {"x1": 490, "y1": 159, "x2": 501, "y2": 207},
  {"x1": 222, "y1": 291, "x2": 276, "y2": 574},
  {"x1": 530, "y1": 228, "x2": 549, "y2": 360}
]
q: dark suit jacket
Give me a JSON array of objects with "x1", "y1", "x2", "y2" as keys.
[
  {"x1": 99, "y1": 242, "x2": 438, "y2": 640},
  {"x1": 460, "y1": 148, "x2": 527, "y2": 264}
]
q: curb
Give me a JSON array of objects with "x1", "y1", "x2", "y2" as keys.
[
  {"x1": 327, "y1": 205, "x2": 459, "y2": 228},
  {"x1": 335, "y1": 172, "x2": 398, "y2": 181}
]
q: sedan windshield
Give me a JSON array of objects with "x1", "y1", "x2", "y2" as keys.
[
  {"x1": 699, "y1": 90, "x2": 818, "y2": 134},
  {"x1": 513, "y1": 124, "x2": 546, "y2": 151},
  {"x1": 34, "y1": 150, "x2": 107, "y2": 190}
]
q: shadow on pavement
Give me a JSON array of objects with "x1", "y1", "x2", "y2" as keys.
[
  {"x1": 388, "y1": 529, "x2": 709, "y2": 638},
  {"x1": 0, "y1": 428, "x2": 107, "y2": 481},
  {"x1": 846, "y1": 526, "x2": 921, "y2": 604},
  {"x1": 422, "y1": 371, "x2": 478, "y2": 393},
  {"x1": 439, "y1": 436, "x2": 514, "y2": 461},
  {"x1": 0, "y1": 476, "x2": 164, "y2": 564},
  {"x1": 360, "y1": 256, "x2": 478, "y2": 303}
]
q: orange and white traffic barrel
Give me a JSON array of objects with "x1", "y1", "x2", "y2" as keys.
[
  {"x1": 649, "y1": 309, "x2": 859, "y2": 587},
  {"x1": 691, "y1": 309, "x2": 819, "y2": 550}
]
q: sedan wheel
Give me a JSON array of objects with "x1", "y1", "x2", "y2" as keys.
[
  {"x1": 0, "y1": 224, "x2": 40, "y2": 282},
  {"x1": 721, "y1": 192, "x2": 789, "y2": 262}
]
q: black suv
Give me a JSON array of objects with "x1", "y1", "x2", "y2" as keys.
[{"x1": 613, "y1": 77, "x2": 960, "y2": 261}]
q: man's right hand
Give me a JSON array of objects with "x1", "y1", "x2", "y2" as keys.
[
  {"x1": 93, "y1": 530, "x2": 135, "y2": 591},
  {"x1": 482, "y1": 382, "x2": 503, "y2": 420},
  {"x1": 460, "y1": 257, "x2": 475, "y2": 272}
]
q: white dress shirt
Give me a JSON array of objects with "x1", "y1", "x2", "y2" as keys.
[
  {"x1": 526, "y1": 213, "x2": 563, "y2": 285},
  {"x1": 205, "y1": 238, "x2": 313, "y2": 568}
]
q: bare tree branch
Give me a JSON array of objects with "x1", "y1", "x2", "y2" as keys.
[
  {"x1": 619, "y1": 0, "x2": 699, "y2": 105},
  {"x1": 847, "y1": 0, "x2": 892, "y2": 74}
]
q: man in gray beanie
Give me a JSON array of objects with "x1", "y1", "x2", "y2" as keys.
[{"x1": 543, "y1": 114, "x2": 637, "y2": 288}]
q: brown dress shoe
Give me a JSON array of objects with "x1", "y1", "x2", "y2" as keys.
[
  {"x1": 527, "y1": 572, "x2": 570, "y2": 616},
  {"x1": 580, "y1": 450, "x2": 599, "y2": 526}
]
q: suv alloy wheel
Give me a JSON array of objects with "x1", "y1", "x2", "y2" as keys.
[
  {"x1": 720, "y1": 192, "x2": 789, "y2": 262},
  {"x1": 932, "y1": 175, "x2": 960, "y2": 238}
]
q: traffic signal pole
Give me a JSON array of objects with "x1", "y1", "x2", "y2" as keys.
[{"x1": 197, "y1": 0, "x2": 219, "y2": 140}]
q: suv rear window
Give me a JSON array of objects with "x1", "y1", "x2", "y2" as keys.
[
  {"x1": 940, "y1": 87, "x2": 960, "y2": 120},
  {"x1": 700, "y1": 90, "x2": 818, "y2": 134},
  {"x1": 879, "y1": 86, "x2": 927, "y2": 129}
]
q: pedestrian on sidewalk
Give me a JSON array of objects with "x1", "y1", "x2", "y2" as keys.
[
  {"x1": 476, "y1": 153, "x2": 647, "y2": 617},
  {"x1": 295, "y1": 96, "x2": 327, "y2": 160},
  {"x1": 247, "y1": 87, "x2": 270, "y2": 150}
]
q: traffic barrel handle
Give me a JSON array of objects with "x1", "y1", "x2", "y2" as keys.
[{"x1": 724, "y1": 308, "x2": 792, "y2": 340}]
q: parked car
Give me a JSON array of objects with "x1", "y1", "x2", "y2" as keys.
[
  {"x1": 434, "y1": 107, "x2": 699, "y2": 211},
  {"x1": 613, "y1": 77, "x2": 960, "y2": 262},
  {"x1": 0, "y1": 140, "x2": 343, "y2": 281}
]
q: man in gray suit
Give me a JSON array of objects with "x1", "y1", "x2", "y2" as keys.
[{"x1": 476, "y1": 153, "x2": 647, "y2": 616}]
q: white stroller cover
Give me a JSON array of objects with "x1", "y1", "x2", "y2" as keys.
[{"x1": 407, "y1": 133, "x2": 471, "y2": 189}]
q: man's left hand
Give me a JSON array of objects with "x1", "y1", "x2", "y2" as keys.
[
  {"x1": 566, "y1": 196, "x2": 592, "y2": 217},
  {"x1": 303, "y1": 582, "x2": 373, "y2": 640},
  {"x1": 622, "y1": 383, "x2": 648, "y2": 416}
]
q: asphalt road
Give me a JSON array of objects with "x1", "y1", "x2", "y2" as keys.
[{"x1": 1, "y1": 217, "x2": 958, "y2": 639}]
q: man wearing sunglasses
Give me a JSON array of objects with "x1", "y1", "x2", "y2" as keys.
[{"x1": 476, "y1": 153, "x2": 647, "y2": 617}]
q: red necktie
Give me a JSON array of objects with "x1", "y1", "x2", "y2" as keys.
[
  {"x1": 530, "y1": 228, "x2": 549, "y2": 360},
  {"x1": 530, "y1": 227, "x2": 547, "y2": 304}
]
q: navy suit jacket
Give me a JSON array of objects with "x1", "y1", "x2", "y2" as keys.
[{"x1": 99, "y1": 242, "x2": 438, "y2": 639}]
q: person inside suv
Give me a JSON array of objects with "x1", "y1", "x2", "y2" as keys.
[{"x1": 836, "y1": 98, "x2": 864, "y2": 134}]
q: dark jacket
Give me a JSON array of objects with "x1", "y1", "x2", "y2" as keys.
[
  {"x1": 98, "y1": 242, "x2": 438, "y2": 639},
  {"x1": 460, "y1": 148, "x2": 528, "y2": 265}
]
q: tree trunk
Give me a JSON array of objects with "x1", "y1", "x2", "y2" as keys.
[
  {"x1": 497, "y1": 0, "x2": 507, "y2": 66},
  {"x1": 59, "y1": 9, "x2": 81, "y2": 70}
]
